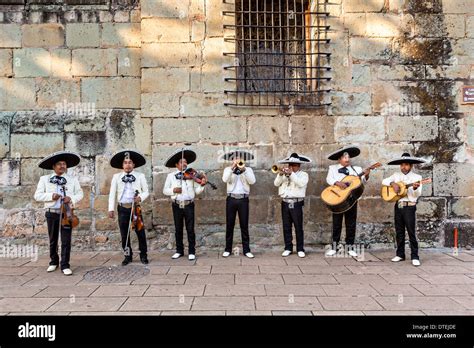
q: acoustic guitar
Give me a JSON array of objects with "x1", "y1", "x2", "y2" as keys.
[
  {"x1": 321, "y1": 162, "x2": 382, "y2": 214},
  {"x1": 381, "y1": 178, "x2": 432, "y2": 202}
]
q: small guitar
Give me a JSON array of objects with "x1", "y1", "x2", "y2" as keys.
[
  {"x1": 321, "y1": 162, "x2": 382, "y2": 214},
  {"x1": 381, "y1": 178, "x2": 432, "y2": 202}
]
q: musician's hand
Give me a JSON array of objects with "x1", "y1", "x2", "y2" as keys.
[
  {"x1": 363, "y1": 169, "x2": 370, "y2": 179},
  {"x1": 391, "y1": 183, "x2": 400, "y2": 193},
  {"x1": 231, "y1": 160, "x2": 237, "y2": 169},
  {"x1": 63, "y1": 196, "x2": 71, "y2": 204},
  {"x1": 412, "y1": 182, "x2": 420, "y2": 189},
  {"x1": 134, "y1": 196, "x2": 141, "y2": 203},
  {"x1": 200, "y1": 176, "x2": 207, "y2": 186},
  {"x1": 52, "y1": 193, "x2": 61, "y2": 200},
  {"x1": 335, "y1": 181, "x2": 347, "y2": 190},
  {"x1": 173, "y1": 187, "x2": 182, "y2": 193},
  {"x1": 108, "y1": 211, "x2": 115, "y2": 219}
]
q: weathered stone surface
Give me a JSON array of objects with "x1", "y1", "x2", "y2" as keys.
[
  {"x1": 292, "y1": 116, "x2": 335, "y2": 144},
  {"x1": 350, "y1": 38, "x2": 391, "y2": 61},
  {"x1": 343, "y1": 0, "x2": 385, "y2": 12},
  {"x1": 101, "y1": 23, "x2": 141, "y2": 48},
  {"x1": 141, "y1": 0, "x2": 189, "y2": 18},
  {"x1": 66, "y1": 23, "x2": 100, "y2": 48},
  {"x1": 433, "y1": 163, "x2": 474, "y2": 197},
  {"x1": 118, "y1": 48, "x2": 141, "y2": 76},
  {"x1": 450, "y1": 197, "x2": 474, "y2": 219},
  {"x1": 0, "y1": 50, "x2": 12, "y2": 77},
  {"x1": 335, "y1": 116, "x2": 385, "y2": 143},
  {"x1": 153, "y1": 118, "x2": 200, "y2": 143},
  {"x1": 0, "y1": 114, "x2": 13, "y2": 158},
  {"x1": 142, "y1": 68, "x2": 189, "y2": 93},
  {"x1": 387, "y1": 116, "x2": 438, "y2": 141},
  {"x1": 180, "y1": 94, "x2": 228, "y2": 117},
  {"x1": 10, "y1": 133, "x2": 63, "y2": 158},
  {"x1": 141, "y1": 43, "x2": 199, "y2": 68},
  {"x1": 13, "y1": 48, "x2": 51, "y2": 77},
  {"x1": 201, "y1": 118, "x2": 246, "y2": 143},
  {"x1": 141, "y1": 18, "x2": 190, "y2": 43},
  {"x1": 0, "y1": 24, "x2": 22, "y2": 48},
  {"x1": 248, "y1": 117, "x2": 289, "y2": 144},
  {"x1": 81, "y1": 77, "x2": 141, "y2": 108},
  {"x1": 37, "y1": 79, "x2": 81, "y2": 108},
  {"x1": 22, "y1": 24, "x2": 64, "y2": 47},
  {"x1": 72, "y1": 49, "x2": 117, "y2": 77},
  {"x1": 141, "y1": 93, "x2": 180, "y2": 118}
]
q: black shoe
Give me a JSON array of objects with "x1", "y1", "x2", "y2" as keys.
[
  {"x1": 122, "y1": 257, "x2": 132, "y2": 266},
  {"x1": 140, "y1": 256, "x2": 149, "y2": 264}
]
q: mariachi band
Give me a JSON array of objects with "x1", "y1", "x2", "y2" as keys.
[{"x1": 33, "y1": 145, "x2": 428, "y2": 275}]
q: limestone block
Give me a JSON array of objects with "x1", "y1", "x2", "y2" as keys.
[{"x1": 22, "y1": 24, "x2": 64, "y2": 47}]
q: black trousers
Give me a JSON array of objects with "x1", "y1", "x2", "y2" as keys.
[
  {"x1": 172, "y1": 202, "x2": 196, "y2": 255},
  {"x1": 46, "y1": 211, "x2": 72, "y2": 270},
  {"x1": 394, "y1": 204, "x2": 419, "y2": 260},
  {"x1": 332, "y1": 202, "x2": 358, "y2": 246},
  {"x1": 117, "y1": 205, "x2": 147, "y2": 259},
  {"x1": 281, "y1": 201, "x2": 305, "y2": 252},
  {"x1": 225, "y1": 197, "x2": 250, "y2": 254}
]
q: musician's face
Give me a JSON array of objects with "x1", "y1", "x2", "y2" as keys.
[
  {"x1": 123, "y1": 159, "x2": 135, "y2": 173},
  {"x1": 176, "y1": 158, "x2": 187, "y2": 171},
  {"x1": 52, "y1": 161, "x2": 67, "y2": 175},
  {"x1": 289, "y1": 163, "x2": 300, "y2": 172},
  {"x1": 400, "y1": 163, "x2": 412, "y2": 175},
  {"x1": 338, "y1": 154, "x2": 350, "y2": 167}
]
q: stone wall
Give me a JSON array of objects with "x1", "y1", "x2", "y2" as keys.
[{"x1": 0, "y1": 0, "x2": 472, "y2": 253}]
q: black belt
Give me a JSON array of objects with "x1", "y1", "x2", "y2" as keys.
[{"x1": 227, "y1": 193, "x2": 249, "y2": 199}]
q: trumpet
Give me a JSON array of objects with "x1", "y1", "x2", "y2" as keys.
[
  {"x1": 236, "y1": 160, "x2": 245, "y2": 169},
  {"x1": 271, "y1": 164, "x2": 291, "y2": 176}
]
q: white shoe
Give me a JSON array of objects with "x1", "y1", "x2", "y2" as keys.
[
  {"x1": 348, "y1": 250, "x2": 358, "y2": 257},
  {"x1": 171, "y1": 253, "x2": 182, "y2": 259},
  {"x1": 62, "y1": 268, "x2": 73, "y2": 276},
  {"x1": 281, "y1": 250, "x2": 292, "y2": 257},
  {"x1": 245, "y1": 252, "x2": 254, "y2": 258},
  {"x1": 222, "y1": 251, "x2": 231, "y2": 258},
  {"x1": 188, "y1": 254, "x2": 196, "y2": 261},
  {"x1": 325, "y1": 249, "x2": 337, "y2": 257},
  {"x1": 46, "y1": 265, "x2": 57, "y2": 272},
  {"x1": 391, "y1": 256, "x2": 404, "y2": 262},
  {"x1": 297, "y1": 251, "x2": 306, "y2": 258},
  {"x1": 412, "y1": 259, "x2": 421, "y2": 267}
]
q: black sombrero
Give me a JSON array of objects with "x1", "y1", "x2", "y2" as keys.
[
  {"x1": 221, "y1": 149, "x2": 254, "y2": 161},
  {"x1": 164, "y1": 148, "x2": 196, "y2": 168},
  {"x1": 38, "y1": 151, "x2": 81, "y2": 170},
  {"x1": 278, "y1": 152, "x2": 312, "y2": 165},
  {"x1": 110, "y1": 149, "x2": 146, "y2": 169},
  {"x1": 387, "y1": 153, "x2": 426, "y2": 165},
  {"x1": 327, "y1": 146, "x2": 361, "y2": 161}
]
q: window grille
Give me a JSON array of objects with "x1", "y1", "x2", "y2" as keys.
[{"x1": 223, "y1": 0, "x2": 332, "y2": 108}]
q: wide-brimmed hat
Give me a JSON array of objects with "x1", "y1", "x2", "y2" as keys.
[
  {"x1": 387, "y1": 153, "x2": 426, "y2": 165},
  {"x1": 278, "y1": 152, "x2": 312, "y2": 165},
  {"x1": 164, "y1": 148, "x2": 196, "y2": 168},
  {"x1": 327, "y1": 146, "x2": 361, "y2": 161},
  {"x1": 38, "y1": 151, "x2": 81, "y2": 170},
  {"x1": 221, "y1": 149, "x2": 254, "y2": 161},
  {"x1": 110, "y1": 149, "x2": 146, "y2": 169}
]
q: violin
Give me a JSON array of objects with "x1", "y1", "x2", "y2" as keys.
[
  {"x1": 60, "y1": 186, "x2": 79, "y2": 228},
  {"x1": 179, "y1": 168, "x2": 218, "y2": 190},
  {"x1": 132, "y1": 190, "x2": 144, "y2": 231}
]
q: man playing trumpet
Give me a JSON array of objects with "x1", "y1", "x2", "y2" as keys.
[
  {"x1": 273, "y1": 153, "x2": 311, "y2": 258},
  {"x1": 222, "y1": 150, "x2": 256, "y2": 258}
]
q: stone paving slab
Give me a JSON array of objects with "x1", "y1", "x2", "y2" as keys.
[{"x1": 0, "y1": 250, "x2": 472, "y2": 315}]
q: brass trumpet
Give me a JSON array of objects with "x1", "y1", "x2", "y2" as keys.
[
  {"x1": 271, "y1": 165, "x2": 280, "y2": 174},
  {"x1": 236, "y1": 160, "x2": 245, "y2": 169},
  {"x1": 271, "y1": 164, "x2": 291, "y2": 176}
]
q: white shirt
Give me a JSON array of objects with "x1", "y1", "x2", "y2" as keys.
[
  {"x1": 52, "y1": 184, "x2": 64, "y2": 209},
  {"x1": 34, "y1": 173, "x2": 83, "y2": 209},
  {"x1": 222, "y1": 167, "x2": 256, "y2": 194},
  {"x1": 108, "y1": 171, "x2": 149, "y2": 211},
  {"x1": 163, "y1": 170, "x2": 205, "y2": 201},
  {"x1": 274, "y1": 170, "x2": 309, "y2": 198},
  {"x1": 382, "y1": 170, "x2": 423, "y2": 203},
  {"x1": 326, "y1": 164, "x2": 368, "y2": 186},
  {"x1": 119, "y1": 182, "x2": 135, "y2": 204}
]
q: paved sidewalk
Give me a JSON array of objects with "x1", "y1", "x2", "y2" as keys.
[{"x1": 0, "y1": 249, "x2": 473, "y2": 316}]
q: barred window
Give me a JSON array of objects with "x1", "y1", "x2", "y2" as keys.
[{"x1": 224, "y1": 0, "x2": 332, "y2": 108}]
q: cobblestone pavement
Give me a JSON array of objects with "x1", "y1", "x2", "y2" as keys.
[{"x1": 0, "y1": 249, "x2": 473, "y2": 316}]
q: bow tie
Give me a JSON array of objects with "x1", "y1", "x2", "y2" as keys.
[
  {"x1": 122, "y1": 174, "x2": 136, "y2": 183},
  {"x1": 338, "y1": 167, "x2": 349, "y2": 175},
  {"x1": 50, "y1": 175, "x2": 67, "y2": 185}
]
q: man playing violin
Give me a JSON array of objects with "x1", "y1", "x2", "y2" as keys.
[
  {"x1": 108, "y1": 149, "x2": 149, "y2": 265},
  {"x1": 163, "y1": 148, "x2": 207, "y2": 261},
  {"x1": 34, "y1": 151, "x2": 83, "y2": 276},
  {"x1": 382, "y1": 153, "x2": 426, "y2": 267}
]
